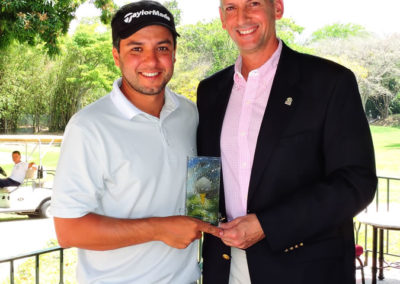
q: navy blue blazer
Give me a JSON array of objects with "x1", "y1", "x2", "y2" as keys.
[{"x1": 196, "y1": 42, "x2": 377, "y2": 284}]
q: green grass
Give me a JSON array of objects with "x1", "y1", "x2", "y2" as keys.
[
  {"x1": 370, "y1": 125, "x2": 400, "y2": 206},
  {"x1": 0, "y1": 240, "x2": 78, "y2": 284},
  {"x1": 0, "y1": 213, "x2": 28, "y2": 221},
  {"x1": 370, "y1": 125, "x2": 400, "y2": 178},
  {"x1": 357, "y1": 126, "x2": 400, "y2": 262}
]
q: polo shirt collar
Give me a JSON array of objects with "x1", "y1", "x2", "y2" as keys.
[{"x1": 110, "y1": 78, "x2": 179, "y2": 120}]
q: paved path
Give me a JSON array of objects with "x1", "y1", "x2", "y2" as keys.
[
  {"x1": 0, "y1": 217, "x2": 57, "y2": 282},
  {"x1": 0, "y1": 217, "x2": 57, "y2": 258}
]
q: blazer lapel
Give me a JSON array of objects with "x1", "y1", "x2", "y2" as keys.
[{"x1": 247, "y1": 44, "x2": 301, "y2": 204}]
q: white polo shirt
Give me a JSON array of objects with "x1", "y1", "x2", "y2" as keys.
[
  {"x1": 51, "y1": 78, "x2": 199, "y2": 284},
  {"x1": 10, "y1": 161, "x2": 28, "y2": 183}
]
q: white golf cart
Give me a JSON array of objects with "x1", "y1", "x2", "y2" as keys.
[{"x1": 0, "y1": 135, "x2": 62, "y2": 218}]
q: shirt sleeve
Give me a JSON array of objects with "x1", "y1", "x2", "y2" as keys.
[{"x1": 51, "y1": 116, "x2": 104, "y2": 218}]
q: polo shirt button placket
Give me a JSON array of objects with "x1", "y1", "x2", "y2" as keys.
[{"x1": 158, "y1": 122, "x2": 169, "y2": 146}]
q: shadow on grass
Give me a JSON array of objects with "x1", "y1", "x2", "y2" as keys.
[{"x1": 385, "y1": 143, "x2": 400, "y2": 149}]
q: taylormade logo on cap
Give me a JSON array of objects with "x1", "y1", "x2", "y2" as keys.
[{"x1": 124, "y1": 9, "x2": 171, "y2": 23}]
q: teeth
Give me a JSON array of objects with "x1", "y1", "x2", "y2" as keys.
[
  {"x1": 238, "y1": 28, "x2": 256, "y2": 35},
  {"x1": 142, "y1": 72, "x2": 158, "y2": 77}
]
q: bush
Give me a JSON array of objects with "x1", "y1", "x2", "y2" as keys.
[{"x1": 390, "y1": 93, "x2": 400, "y2": 114}]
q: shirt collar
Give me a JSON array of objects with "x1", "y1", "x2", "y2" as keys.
[
  {"x1": 110, "y1": 78, "x2": 179, "y2": 120},
  {"x1": 234, "y1": 38, "x2": 283, "y2": 84}
]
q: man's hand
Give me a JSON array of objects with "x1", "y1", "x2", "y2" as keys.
[
  {"x1": 28, "y1": 162, "x2": 37, "y2": 170},
  {"x1": 218, "y1": 214, "x2": 265, "y2": 249},
  {"x1": 154, "y1": 216, "x2": 222, "y2": 249}
]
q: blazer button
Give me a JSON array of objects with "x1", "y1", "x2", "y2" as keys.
[
  {"x1": 295, "y1": 245, "x2": 299, "y2": 249},
  {"x1": 222, "y1": 254, "x2": 230, "y2": 260},
  {"x1": 284, "y1": 249, "x2": 289, "y2": 253},
  {"x1": 290, "y1": 247, "x2": 294, "y2": 251},
  {"x1": 300, "y1": 243, "x2": 304, "y2": 247}
]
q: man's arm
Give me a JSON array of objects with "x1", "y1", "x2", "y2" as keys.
[{"x1": 54, "y1": 213, "x2": 221, "y2": 250}]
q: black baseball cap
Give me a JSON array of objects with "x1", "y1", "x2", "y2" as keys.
[{"x1": 111, "y1": 0, "x2": 180, "y2": 44}]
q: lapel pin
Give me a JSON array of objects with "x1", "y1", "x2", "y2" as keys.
[{"x1": 285, "y1": 97, "x2": 293, "y2": 106}]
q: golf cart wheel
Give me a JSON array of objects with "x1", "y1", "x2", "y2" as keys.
[{"x1": 39, "y1": 200, "x2": 52, "y2": 218}]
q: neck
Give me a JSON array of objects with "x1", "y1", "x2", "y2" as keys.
[{"x1": 240, "y1": 38, "x2": 279, "y2": 80}]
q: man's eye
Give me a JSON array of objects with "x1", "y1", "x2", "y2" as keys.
[
  {"x1": 225, "y1": 6, "x2": 235, "y2": 11},
  {"x1": 249, "y1": 1, "x2": 260, "y2": 7},
  {"x1": 131, "y1": 47, "x2": 142, "y2": 52},
  {"x1": 159, "y1": 46, "x2": 169, "y2": 51}
]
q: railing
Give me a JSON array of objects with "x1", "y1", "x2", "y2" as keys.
[
  {"x1": 372, "y1": 176, "x2": 400, "y2": 212},
  {"x1": 358, "y1": 175, "x2": 400, "y2": 264},
  {"x1": 1, "y1": 176, "x2": 398, "y2": 283},
  {"x1": 0, "y1": 246, "x2": 65, "y2": 284}
]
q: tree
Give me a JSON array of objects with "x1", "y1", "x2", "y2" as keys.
[
  {"x1": 0, "y1": 42, "x2": 54, "y2": 133},
  {"x1": 49, "y1": 22, "x2": 119, "y2": 131},
  {"x1": 163, "y1": 0, "x2": 181, "y2": 26},
  {"x1": 311, "y1": 35, "x2": 400, "y2": 119},
  {"x1": 169, "y1": 19, "x2": 238, "y2": 100},
  {"x1": 0, "y1": 0, "x2": 115, "y2": 55},
  {"x1": 276, "y1": 18, "x2": 307, "y2": 52},
  {"x1": 310, "y1": 23, "x2": 368, "y2": 42},
  {"x1": 169, "y1": 17, "x2": 306, "y2": 101}
]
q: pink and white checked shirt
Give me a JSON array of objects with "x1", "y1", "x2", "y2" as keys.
[{"x1": 221, "y1": 40, "x2": 282, "y2": 221}]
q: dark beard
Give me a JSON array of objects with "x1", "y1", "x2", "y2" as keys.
[{"x1": 123, "y1": 75, "x2": 170, "y2": 96}]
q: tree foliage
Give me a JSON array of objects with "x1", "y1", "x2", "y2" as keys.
[
  {"x1": 169, "y1": 16, "x2": 306, "y2": 101},
  {"x1": 311, "y1": 35, "x2": 400, "y2": 119},
  {"x1": 169, "y1": 19, "x2": 238, "y2": 100},
  {"x1": 0, "y1": 42, "x2": 54, "y2": 132},
  {"x1": 0, "y1": 0, "x2": 115, "y2": 55},
  {"x1": 2, "y1": 1, "x2": 399, "y2": 133},
  {"x1": 311, "y1": 23, "x2": 368, "y2": 42},
  {"x1": 163, "y1": 0, "x2": 181, "y2": 26},
  {"x1": 49, "y1": 22, "x2": 119, "y2": 131}
]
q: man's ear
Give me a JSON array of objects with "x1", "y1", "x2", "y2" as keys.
[
  {"x1": 112, "y1": 47, "x2": 120, "y2": 67},
  {"x1": 219, "y1": 7, "x2": 227, "y2": 30},
  {"x1": 275, "y1": 0, "x2": 284, "y2": 20}
]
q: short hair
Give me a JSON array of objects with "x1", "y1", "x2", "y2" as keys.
[{"x1": 12, "y1": 151, "x2": 21, "y2": 156}]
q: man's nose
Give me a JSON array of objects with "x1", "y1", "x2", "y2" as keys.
[
  {"x1": 143, "y1": 50, "x2": 158, "y2": 66},
  {"x1": 237, "y1": 7, "x2": 250, "y2": 25}
]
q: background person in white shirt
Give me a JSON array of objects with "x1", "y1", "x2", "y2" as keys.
[
  {"x1": 51, "y1": 1, "x2": 220, "y2": 283},
  {"x1": 0, "y1": 151, "x2": 36, "y2": 188}
]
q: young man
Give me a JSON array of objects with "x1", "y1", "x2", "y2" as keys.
[
  {"x1": 197, "y1": 0, "x2": 377, "y2": 283},
  {"x1": 0, "y1": 151, "x2": 36, "y2": 187},
  {"x1": 51, "y1": 1, "x2": 220, "y2": 283}
]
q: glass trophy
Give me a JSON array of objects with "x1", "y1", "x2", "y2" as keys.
[{"x1": 186, "y1": 156, "x2": 221, "y2": 225}]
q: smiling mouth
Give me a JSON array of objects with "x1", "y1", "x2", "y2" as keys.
[
  {"x1": 237, "y1": 27, "x2": 257, "y2": 35},
  {"x1": 141, "y1": 72, "x2": 159, "y2": 78}
]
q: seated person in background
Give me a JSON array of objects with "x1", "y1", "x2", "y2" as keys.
[{"x1": 0, "y1": 151, "x2": 36, "y2": 188}]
